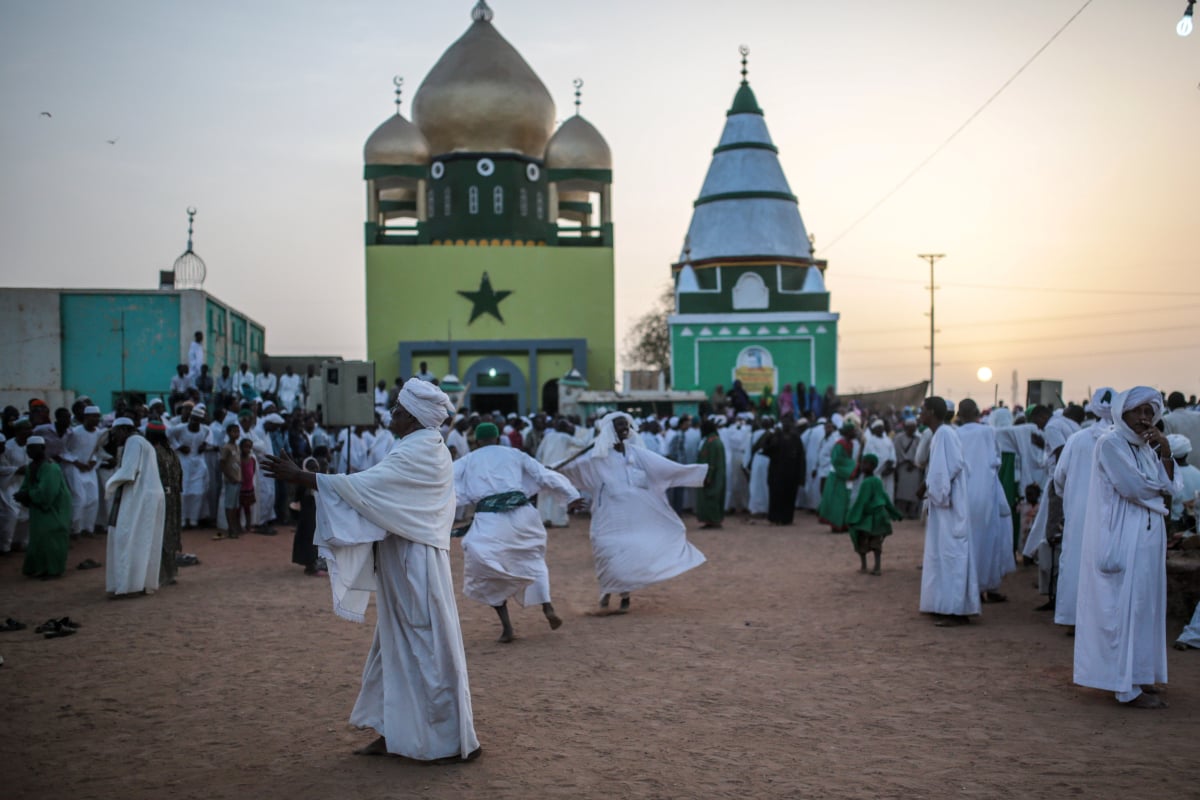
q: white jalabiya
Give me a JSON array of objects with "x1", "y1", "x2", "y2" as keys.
[
  {"x1": 206, "y1": 419, "x2": 227, "y2": 526},
  {"x1": 1023, "y1": 415, "x2": 1081, "y2": 594},
  {"x1": 561, "y1": 426, "x2": 708, "y2": 596},
  {"x1": 105, "y1": 435, "x2": 166, "y2": 595},
  {"x1": 0, "y1": 442, "x2": 28, "y2": 551},
  {"x1": 800, "y1": 427, "x2": 830, "y2": 510},
  {"x1": 1052, "y1": 424, "x2": 1108, "y2": 626},
  {"x1": 957, "y1": 422, "x2": 1014, "y2": 593},
  {"x1": 743, "y1": 428, "x2": 770, "y2": 515},
  {"x1": 914, "y1": 426, "x2": 934, "y2": 469},
  {"x1": 535, "y1": 429, "x2": 587, "y2": 526},
  {"x1": 170, "y1": 423, "x2": 211, "y2": 524},
  {"x1": 446, "y1": 427, "x2": 470, "y2": 461},
  {"x1": 255, "y1": 371, "x2": 277, "y2": 397},
  {"x1": 336, "y1": 430, "x2": 371, "y2": 474},
  {"x1": 1074, "y1": 388, "x2": 1179, "y2": 701},
  {"x1": 62, "y1": 425, "x2": 103, "y2": 533},
  {"x1": 454, "y1": 445, "x2": 579, "y2": 607},
  {"x1": 187, "y1": 339, "x2": 204, "y2": 381},
  {"x1": 723, "y1": 421, "x2": 751, "y2": 512},
  {"x1": 1178, "y1": 602, "x2": 1200, "y2": 648},
  {"x1": 861, "y1": 431, "x2": 897, "y2": 500},
  {"x1": 243, "y1": 424, "x2": 274, "y2": 525},
  {"x1": 277, "y1": 373, "x2": 302, "y2": 411},
  {"x1": 313, "y1": 427, "x2": 478, "y2": 761},
  {"x1": 920, "y1": 424, "x2": 981, "y2": 617},
  {"x1": 366, "y1": 428, "x2": 395, "y2": 468}
]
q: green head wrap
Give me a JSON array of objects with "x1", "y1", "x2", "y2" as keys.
[
  {"x1": 475, "y1": 422, "x2": 500, "y2": 441},
  {"x1": 861, "y1": 453, "x2": 879, "y2": 468}
]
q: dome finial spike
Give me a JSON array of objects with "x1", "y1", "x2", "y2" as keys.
[
  {"x1": 471, "y1": 0, "x2": 493, "y2": 22},
  {"x1": 739, "y1": 44, "x2": 750, "y2": 85},
  {"x1": 185, "y1": 206, "x2": 197, "y2": 252},
  {"x1": 393, "y1": 75, "x2": 403, "y2": 114},
  {"x1": 573, "y1": 78, "x2": 583, "y2": 115}
]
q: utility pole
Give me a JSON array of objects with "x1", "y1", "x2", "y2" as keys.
[{"x1": 917, "y1": 254, "x2": 945, "y2": 396}]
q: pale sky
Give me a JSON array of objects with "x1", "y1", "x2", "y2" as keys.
[{"x1": 3, "y1": 0, "x2": 1199, "y2": 405}]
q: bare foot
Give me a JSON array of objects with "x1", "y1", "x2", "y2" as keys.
[
  {"x1": 1127, "y1": 693, "x2": 1167, "y2": 709},
  {"x1": 354, "y1": 736, "x2": 388, "y2": 755},
  {"x1": 1174, "y1": 642, "x2": 1192, "y2": 651},
  {"x1": 497, "y1": 629, "x2": 515, "y2": 643}
]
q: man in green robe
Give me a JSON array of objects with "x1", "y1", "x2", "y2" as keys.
[
  {"x1": 846, "y1": 453, "x2": 903, "y2": 575},
  {"x1": 14, "y1": 435, "x2": 71, "y2": 578},
  {"x1": 818, "y1": 421, "x2": 859, "y2": 532},
  {"x1": 696, "y1": 419, "x2": 726, "y2": 529}
]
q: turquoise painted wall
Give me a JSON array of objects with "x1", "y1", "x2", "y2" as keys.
[{"x1": 61, "y1": 293, "x2": 180, "y2": 406}]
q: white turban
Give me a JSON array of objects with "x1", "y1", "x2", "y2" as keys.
[
  {"x1": 84, "y1": 405, "x2": 101, "y2": 415},
  {"x1": 1089, "y1": 387, "x2": 1115, "y2": 423},
  {"x1": 1167, "y1": 434, "x2": 1192, "y2": 458},
  {"x1": 26, "y1": 435, "x2": 46, "y2": 446},
  {"x1": 398, "y1": 378, "x2": 454, "y2": 430},
  {"x1": 112, "y1": 417, "x2": 135, "y2": 428},
  {"x1": 593, "y1": 411, "x2": 643, "y2": 457},
  {"x1": 988, "y1": 408, "x2": 1013, "y2": 429},
  {"x1": 264, "y1": 413, "x2": 285, "y2": 424},
  {"x1": 1111, "y1": 386, "x2": 1163, "y2": 446}
]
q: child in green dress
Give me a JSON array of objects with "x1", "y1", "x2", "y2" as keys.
[{"x1": 846, "y1": 453, "x2": 903, "y2": 575}]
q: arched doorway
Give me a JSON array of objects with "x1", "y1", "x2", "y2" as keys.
[
  {"x1": 463, "y1": 356, "x2": 527, "y2": 415},
  {"x1": 541, "y1": 378, "x2": 559, "y2": 415}
]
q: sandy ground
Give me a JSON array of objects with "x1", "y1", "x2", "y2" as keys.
[{"x1": 1, "y1": 512, "x2": 1197, "y2": 800}]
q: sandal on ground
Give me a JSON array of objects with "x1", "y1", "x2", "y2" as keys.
[
  {"x1": 0, "y1": 618, "x2": 26, "y2": 632},
  {"x1": 76, "y1": 558, "x2": 102, "y2": 570},
  {"x1": 34, "y1": 619, "x2": 61, "y2": 634},
  {"x1": 56, "y1": 617, "x2": 82, "y2": 629},
  {"x1": 44, "y1": 627, "x2": 76, "y2": 640}
]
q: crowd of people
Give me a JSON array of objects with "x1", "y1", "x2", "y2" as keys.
[{"x1": 3, "y1": 366, "x2": 1200, "y2": 761}]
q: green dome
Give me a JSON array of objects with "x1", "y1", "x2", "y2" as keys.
[{"x1": 727, "y1": 82, "x2": 762, "y2": 117}]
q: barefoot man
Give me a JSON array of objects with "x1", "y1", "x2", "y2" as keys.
[
  {"x1": 453, "y1": 422, "x2": 584, "y2": 643},
  {"x1": 264, "y1": 379, "x2": 480, "y2": 761}
]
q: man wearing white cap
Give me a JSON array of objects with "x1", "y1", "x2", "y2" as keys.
[
  {"x1": 861, "y1": 420, "x2": 897, "y2": 501},
  {"x1": 1166, "y1": 433, "x2": 1200, "y2": 534},
  {"x1": 0, "y1": 434, "x2": 25, "y2": 553},
  {"x1": 170, "y1": 406, "x2": 212, "y2": 527},
  {"x1": 1052, "y1": 388, "x2": 1115, "y2": 628},
  {"x1": 61, "y1": 405, "x2": 103, "y2": 537},
  {"x1": 105, "y1": 418, "x2": 166, "y2": 597},
  {"x1": 1074, "y1": 387, "x2": 1180, "y2": 708},
  {"x1": 263, "y1": 378, "x2": 479, "y2": 762}
]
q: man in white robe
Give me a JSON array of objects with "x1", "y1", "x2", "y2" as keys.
[
  {"x1": 956, "y1": 400, "x2": 1014, "y2": 603},
  {"x1": 105, "y1": 418, "x2": 166, "y2": 597},
  {"x1": 723, "y1": 415, "x2": 752, "y2": 513},
  {"x1": 61, "y1": 405, "x2": 103, "y2": 537},
  {"x1": 1023, "y1": 406, "x2": 1083, "y2": 601},
  {"x1": 1053, "y1": 388, "x2": 1114, "y2": 628},
  {"x1": 277, "y1": 366, "x2": 303, "y2": 412},
  {"x1": 234, "y1": 363, "x2": 256, "y2": 400},
  {"x1": 1166, "y1": 434, "x2": 1200, "y2": 532},
  {"x1": 264, "y1": 378, "x2": 480, "y2": 760},
  {"x1": 454, "y1": 422, "x2": 582, "y2": 642},
  {"x1": 187, "y1": 331, "x2": 205, "y2": 384},
  {"x1": 560, "y1": 412, "x2": 708, "y2": 612},
  {"x1": 1074, "y1": 386, "x2": 1179, "y2": 708},
  {"x1": 0, "y1": 433, "x2": 27, "y2": 552},
  {"x1": 744, "y1": 417, "x2": 772, "y2": 516},
  {"x1": 800, "y1": 418, "x2": 830, "y2": 511},
  {"x1": 918, "y1": 397, "x2": 980, "y2": 625},
  {"x1": 255, "y1": 367, "x2": 278, "y2": 402},
  {"x1": 335, "y1": 427, "x2": 372, "y2": 474},
  {"x1": 170, "y1": 407, "x2": 212, "y2": 527},
  {"x1": 535, "y1": 420, "x2": 587, "y2": 527},
  {"x1": 861, "y1": 420, "x2": 897, "y2": 500}
]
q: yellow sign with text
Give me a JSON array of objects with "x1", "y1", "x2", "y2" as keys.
[{"x1": 734, "y1": 366, "x2": 776, "y2": 395}]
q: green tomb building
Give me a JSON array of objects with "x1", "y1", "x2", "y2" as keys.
[
  {"x1": 362, "y1": 1, "x2": 615, "y2": 414},
  {"x1": 669, "y1": 53, "x2": 838, "y2": 401}
]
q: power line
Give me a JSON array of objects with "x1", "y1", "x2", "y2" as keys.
[
  {"x1": 832, "y1": 272, "x2": 1200, "y2": 298},
  {"x1": 822, "y1": 0, "x2": 1096, "y2": 252},
  {"x1": 843, "y1": 340, "x2": 1200, "y2": 371},
  {"x1": 843, "y1": 322, "x2": 1188, "y2": 354},
  {"x1": 842, "y1": 303, "x2": 1200, "y2": 337}
]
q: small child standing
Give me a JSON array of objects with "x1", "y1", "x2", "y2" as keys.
[
  {"x1": 217, "y1": 422, "x2": 242, "y2": 540},
  {"x1": 846, "y1": 453, "x2": 903, "y2": 575},
  {"x1": 238, "y1": 437, "x2": 257, "y2": 533}
]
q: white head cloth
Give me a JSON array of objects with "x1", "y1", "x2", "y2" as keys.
[
  {"x1": 1111, "y1": 386, "x2": 1163, "y2": 447},
  {"x1": 1089, "y1": 387, "x2": 1115, "y2": 423},
  {"x1": 149, "y1": 398, "x2": 164, "y2": 408},
  {"x1": 26, "y1": 435, "x2": 46, "y2": 446},
  {"x1": 831, "y1": 413, "x2": 844, "y2": 429},
  {"x1": 112, "y1": 417, "x2": 135, "y2": 428},
  {"x1": 988, "y1": 407, "x2": 1013, "y2": 428},
  {"x1": 592, "y1": 411, "x2": 643, "y2": 458},
  {"x1": 398, "y1": 378, "x2": 454, "y2": 429},
  {"x1": 1167, "y1": 433, "x2": 1192, "y2": 458},
  {"x1": 83, "y1": 405, "x2": 101, "y2": 415},
  {"x1": 264, "y1": 413, "x2": 285, "y2": 424}
]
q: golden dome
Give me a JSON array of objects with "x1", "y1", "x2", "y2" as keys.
[
  {"x1": 545, "y1": 114, "x2": 612, "y2": 170},
  {"x1": 412, "y1": 3, "x2": 555, "y2": 157},
  {"x1": 364, "y1": 112, "x2": 431, "y2": 166}
]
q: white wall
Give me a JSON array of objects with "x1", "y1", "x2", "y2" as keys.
[{"x1": 0, "y1": 288, "x2": 63, "y2": 392}]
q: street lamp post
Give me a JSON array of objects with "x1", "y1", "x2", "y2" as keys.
[{"x1": 918, "y1": 253, "x2": 945, "y2": 396}]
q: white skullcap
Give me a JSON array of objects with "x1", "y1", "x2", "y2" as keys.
[
  {"x1": 264, "y1": 413, "x2": 285, "y2": 424},
  {"x1": 870, "y1": 419, "x2": 885, "y2": 430},
  {"x1": 262, "y1": 401, "x2": 276, "y2": 410},
  {"x1": 26, "y1": 435, "x2": 46, "y2": 445},
  {"x1": 149, "y1": 398, "x2": 164, "y2": 407},
  {"x1": 84, "y1": 405, "x2": 101, "y2": 415},
  {"x1": 1167, "y1": 434, "x2": 1192, "y2": 458},
  {"x1": 398, "y1": 378, "x2": 454, "y2": 429},
  {"x1": 669, "y1": 416, "x2": 679, "y2": 428},
  {"x1": 817, "y1": 417, "x2": 828, "y2": 424},
  {"x1": 190, "y1": 408, "x2": 207, "y2": 419},
  {"x1": 1089, "y1": 387, "x2": 1115, "y2": 423},
  {"x1": 831, "y1": 413, "x2": 844, "y2": 428},
  {"x1": 112, "y1": 417, "x2": 135, "y2": 428}
]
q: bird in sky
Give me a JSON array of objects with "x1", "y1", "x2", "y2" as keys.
[
  {"x1": 39, "y1": 111, "x2": 51, "y2": 118},
  {"x1": 106, "y1": 138, "x2": 118, "y2": 145}
]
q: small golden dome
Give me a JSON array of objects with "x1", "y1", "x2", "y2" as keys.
[
  {"x1": 412, "y1": 4, "x2": 555, "y2": 157},
  {"x1": 364, "y1": 113, "x2": 431, "y2": 166},
  {"x1": 545, "y1": 114, "x2": 612, "y2": 170}
]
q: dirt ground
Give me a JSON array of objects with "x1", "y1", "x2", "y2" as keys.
[{"x1": 1, "y1": 512, "x2": 1197, "y2": 800}]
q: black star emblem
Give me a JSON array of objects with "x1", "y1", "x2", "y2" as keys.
[{"x1": 458, "y1": 272, "x2": 512, "y2": 324}]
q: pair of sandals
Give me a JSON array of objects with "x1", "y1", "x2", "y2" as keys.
[
  {"x1": 0, "y1": 618, "x2": 26, "y2": 632},
  {"x1": 35, "y1": 617, "x2": 81, "y2": 639},
  {"x1": 77, "y1": 558, "x2": 102, "y2": 570}
]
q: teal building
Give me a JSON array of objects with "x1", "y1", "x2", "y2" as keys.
[{"x1": 668, "y1": 55, "x2": 838, "y2": 400}]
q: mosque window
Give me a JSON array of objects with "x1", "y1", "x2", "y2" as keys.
[
  {"x1": 427, "y1": 189, "x2": 435, "y2": 219},
  {"x1": 468, "y1": 186, "x2": 479, "y2": 215},
  {"x1": 536, "y1": 191, "x2": 545, "y2": 220},
  {"x1": 519, "y1": 188, "x2": 528, "y2": 217},
  {"x1": 493, "y1": 186, "x2": 504, "y2": 214},
  {"x1": 444, "y1": 187, "x2": 452, "y2": 216}
]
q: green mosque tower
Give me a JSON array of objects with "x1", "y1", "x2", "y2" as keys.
[
  {"x1": 668, "y1": 48, "x2": 838, "y2": 399},
  {"x1": 362, "y1": 1, "x2": 614, "y2": 414}
]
